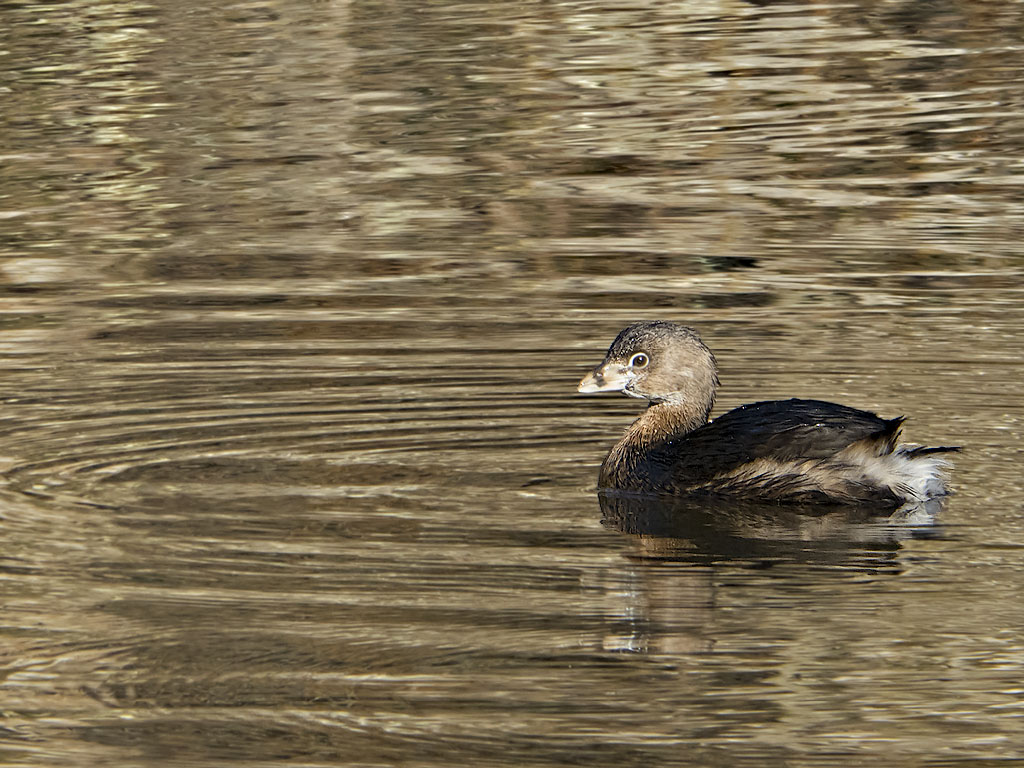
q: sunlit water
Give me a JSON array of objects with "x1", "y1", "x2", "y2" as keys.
[{"x1": 3, "y1": 1, "x2": 1024, "y2": 765}]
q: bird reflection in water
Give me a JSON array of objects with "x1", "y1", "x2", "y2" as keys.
[{"x1": 594, "y1": 491, "x2": 946, "y2": 656}]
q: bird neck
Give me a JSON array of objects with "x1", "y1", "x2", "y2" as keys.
[
  {"x1": 634, "y1": 399, "x2": 711, "y2": 444},
  {"x1": 600, "y1": 400, "x2": 712, "y2": 488}
]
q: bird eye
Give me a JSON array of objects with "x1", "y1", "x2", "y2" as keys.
[{"x1": 629, "y1": 352, "x2": 649, "y2": 368}]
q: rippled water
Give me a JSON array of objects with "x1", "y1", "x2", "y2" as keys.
[{"x1": 4, "y1": 0, "x2": 1024, "y2": 765}]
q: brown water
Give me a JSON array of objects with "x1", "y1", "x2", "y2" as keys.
[{"x1": 3, "y1": 1, "x2": 1024, "y2": 765}]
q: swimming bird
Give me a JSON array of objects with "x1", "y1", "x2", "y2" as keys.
[{"x1": 578, "y1": 321, "x2": 957, "y2": 505}]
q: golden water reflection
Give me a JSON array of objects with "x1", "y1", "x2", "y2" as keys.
[{"x1": 3, "y1": 0, "x2": 1024, "y2": 765}]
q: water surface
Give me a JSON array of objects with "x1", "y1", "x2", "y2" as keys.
[{"x1": 3, "y1": 1, "x2": 1024, "y2": 765}]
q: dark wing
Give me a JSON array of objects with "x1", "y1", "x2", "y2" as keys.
[
  {"x1": 646, "y1": 398, "x2": 901, "y2": 486},
  {"x1": 707, "y1": 399, "x2": 900, "y2": 460}
]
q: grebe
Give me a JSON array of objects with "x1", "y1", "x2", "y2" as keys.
[{"x1": 578, "y1": 321, "x2": 957, "y2": 505}]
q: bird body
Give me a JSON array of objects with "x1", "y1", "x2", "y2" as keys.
[{"x1": 579, "y1": 322, "x2": 957, "y2": 506}]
